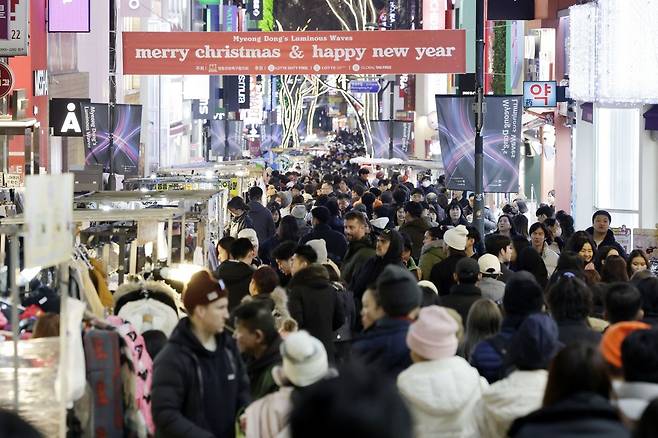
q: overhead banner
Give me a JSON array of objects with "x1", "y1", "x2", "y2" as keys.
[
  {"x1": 435, "y1": 95, "x2": 522, "y2": 192},
  {"x1": 122, "y1": 30, "x2": 466, "y2": 75},
  {"x1": 81, "y1": 103, "x2": 142, "y2": 175},
  {"x1": 371, "y1": 121, "x2": 414, "y2": 160}
]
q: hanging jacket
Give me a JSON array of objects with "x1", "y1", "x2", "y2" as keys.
[
  {"x1": 151, "y1": 318, "x2": 250, "y2": 438},
  {"x1": 340, "y1": 237, "x2": 376, "y2": 284},
  {"x1": 476, "y1": 370, "x2": 548, "y2": 438},
  {"x1": 397, "y1": 356, "x2": 489, "y2": 438},
  {"x1": 508, "y1": 392, "x2": 630, "y2": 438}
]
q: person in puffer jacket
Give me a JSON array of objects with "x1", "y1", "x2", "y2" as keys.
[
  {"x1": 397, "y1": 305, "x2": 489, "y2": 438},
  {"x1": 476, "y1": 313, "x2": 562, "y2": 438}
]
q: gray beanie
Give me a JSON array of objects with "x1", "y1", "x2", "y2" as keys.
[
  {"x1": 278, "y1": 191, "x2": 292, "y2": 209},
  {"x1": 376, "y1": 265, "x2": 422, "y2": 317}
]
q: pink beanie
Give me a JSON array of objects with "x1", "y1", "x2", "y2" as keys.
[{"x1": 406, "y1": 306, "x2": 459, "y2": 360}]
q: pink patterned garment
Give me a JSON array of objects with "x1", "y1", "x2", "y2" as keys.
[{"x1": 106, "y1": 316, "x2": 155, "y2": 435}]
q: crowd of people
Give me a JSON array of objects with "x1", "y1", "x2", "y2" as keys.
[{"x1": 150, "y1": 158, "x2": 658, "y2": 438}]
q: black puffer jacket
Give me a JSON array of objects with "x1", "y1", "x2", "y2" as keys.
[
  {"x1": 287, "y1": 264, "x2": 345, "y2": 363},
  {"x1": 585, "y1": 227, "x2": 627, "y2": 259},
  {"x1": 508, "y1": 392, "x2": 630, "y2": 438},
  {"x1": 152, "y1": 318, "x2": 250, "y2": 438}
]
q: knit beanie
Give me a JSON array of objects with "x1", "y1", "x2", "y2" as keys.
[
  {"x1": 444, "y1": 225, "x2": 469, "y2": 251},
  {"x1": 183, "y1": 270, "x2": 227, "y2": 314},
  {"x1": 502, "y1": 271, "x2": 544, "y2": 316},
  {"x1": 508, "y1": 313, "x2": 561, "y2": 370},
  {"x1": 277, "y1": 191, "x2": 292, "y2": 209},
  {"x1": 307, "y1": 239, "x2": 328, "y2": 264},
  {"x1": 237, "y1": 228, "x2": 259, "y2": 248},
  {"x1": 600, "y1": 321, "x2": 650, "y2": 369},
  {"x1": 291, "y1": 204, "x2": 307, "y2": 220},
  {"x1": 406, "y1": 306, "x2": 459, "y2": 360},
  {"x1": 376, "y1": 265, "x2": 422, "y2": 317},
  {"x1": 279, "y1": 331, "x2": 329, "y2": 387}
]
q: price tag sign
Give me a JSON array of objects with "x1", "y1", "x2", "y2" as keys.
[
  {"x1": 4, "y1": 173, "x2": 22, "y2": 188},
  {"x1": 0, "y1": 0, "x2": 28, "y2": 56},
  {"x1": 523, "y1": 81, "x2": 557, "y2": 108}
]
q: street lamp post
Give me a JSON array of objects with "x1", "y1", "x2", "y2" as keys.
[{"x1": 472, "y1": 0, "x2": 486, "y2": 239}]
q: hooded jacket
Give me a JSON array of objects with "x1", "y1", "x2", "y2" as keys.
[
  {"x1": 340, "y1": 236, "x2": 376, "y2": 284},
  {"x1": 151, "y1": 318, "x2": 250, "y2": 438},
  {"x1": 287, "y1": 265, "x2": 345, "y2": 362},
  {"x1": 399, "y1": 217, "x2": 431, "y2": 261},
  {"x1": 397, "y1": 356, "x2": 489, "y2": 438},
  {"x1": 419, "y1": 241, "x2": 447, "y2": 281},
  {"x1": 469, "y1": 315, "x2": 525, "y2": 383},
  {"x1": 508, "y1": 392, "x2": 630, "y2": 438},
  {"x1": 476, "y1": 370, "x2": 548, "y2": 438},
  {"x1": 440, "y1": 283, "x2": 483, "y2": 324},
  {"x1": 215, "y1": 261, "x2": 255, "y2": 311}
]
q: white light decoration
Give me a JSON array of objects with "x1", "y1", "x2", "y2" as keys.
[
  {"x1": 597, "y1": 0, "x2": 658, "y2": 104},
  {"x1": 568, "y1": 3, "x2": 597, "y2": 102},
  {"x1": 569, "y1": 0, "x2": 658, "y2": 104}
]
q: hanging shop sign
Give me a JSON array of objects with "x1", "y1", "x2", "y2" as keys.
[
  {"x1": 25, "y1": 174, "x2": 74, "y2": 269},
  {"x1": 350, "y1": 80, "x2": 381, "y2": 94},
  {"x1": 49, "y1": 98, "x2": 90, "y2": 137},
  {"x1": 33, "y1": 70, "x2": 49, "y2": 97},
  {"x1": 238, "y1": 75, "x2": 250, "y2": 109},
  {"x1": 0, "y1": 62, "x2": 13, "y2": 99},
  {"x1": 436, "y1": 95, "x2": 523, "y2": 192},
  {"x1": 120, "y1": 0, "x2": 152, "y2": 18},
  {"x1": 523, "y1": 81, "x2": 557, "y2": 108},
  {"x1": 48, "y1": 0, "x2": 91, "y2": 33},
  {"x1": 488, "y1": 0, "x2": 535, "y2": 20},
  {"x1": 0, "y1": 0, "x2": 28, "y2": 56},
  {"x1": 246, "y1": 0, "x2": 262, "y2": 21},
  {"x1": 122, "y1": 30, "x2": 467, "y2": 76}
]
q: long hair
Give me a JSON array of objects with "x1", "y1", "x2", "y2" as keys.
[
  {"x1": 600, "y1": 255, "x2": 629, "y2": 283},
  {"x1": 459, "y1": 299, "x2": 502, "y2": 360},
  {"x1": 277, "y1": 215, "x2": 300, "y2": 242}
]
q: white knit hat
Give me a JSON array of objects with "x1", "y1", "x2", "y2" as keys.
[
  {"x1": 307, "y1": 239, "x2": 328, "y2": 264},
  {"x1": 237, "y1": 228, "x2": 259, "y2": 249},
  {"x1": 291, "y1": 204, "x2": 307, "y2": 220},
  {"x1": 443, "y1": 224, "x2": 468, "y2": 251},
  {"x1": 278, "y1": 331, "x2": 329, "y2": 387}
]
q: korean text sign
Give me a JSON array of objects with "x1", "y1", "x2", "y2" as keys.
[
  {"x1": 122, "y1": 30, "x2": 467, "y2": 75},
  {"x1": 524, "y1": 81, "x2": 557, "y2": 108}
]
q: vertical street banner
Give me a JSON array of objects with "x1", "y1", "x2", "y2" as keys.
[
  {"x1": 223, "y1": 75, "x2": 240, "y2": 112},
  {"x1": 246, "y1": 0, "x2": 262, "y2": 21},
  {"x1": 435, "y1": 95, "x2": 522, "y2": 192},
  {"x1": 238, "y1": 75, "x2": 251, "y2": 109},
  {"x1": 370, "y1": 120, "x2": 414, "y2": 160},
  {"x1": 81, "y1": 103, "x2": 143, "y2": 175},
  {"x1": 210, "y1": 120, "x2": 244, "y2": 160}
]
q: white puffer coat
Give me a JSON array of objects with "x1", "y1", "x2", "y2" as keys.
[
  {"x1": 397, "y1": 356, "x2": 489, "y2": 438},
  {"x1": 476, "y1": 370, "x2": 548, "y2": 438}
]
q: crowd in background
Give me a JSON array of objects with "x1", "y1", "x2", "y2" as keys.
[{"x1": 146, "y1": 148, "x2": 658, "y2": 438}]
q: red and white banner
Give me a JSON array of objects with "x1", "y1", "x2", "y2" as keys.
[{"x1": 122, "y1": 30, "x2": 466, "y2": 76}]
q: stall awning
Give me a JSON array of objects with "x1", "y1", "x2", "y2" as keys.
[
  {"x1": 643, "y1": 105, "x2": 658, "y2": 130},
  {"x1": 581, "y1": 103, "x2": 594, "y2": 124}
]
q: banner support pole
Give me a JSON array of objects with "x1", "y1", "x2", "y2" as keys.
[
  {"x1": 389, "y1": 78, "x2": 395, "y2": 160},
  {"x1": 109, "y1": 0, "x2": 117, "y2": 188},
  {"x1": 473, "y1": 0, "x2": 486, "y2": 239}
]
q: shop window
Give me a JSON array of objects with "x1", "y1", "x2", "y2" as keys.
[{"x1": 594, "y1": 106, "x2": 640, "y2": 228}]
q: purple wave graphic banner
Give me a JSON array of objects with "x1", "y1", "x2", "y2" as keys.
[
  {"x1": 435, "y1": 95, "x2": 522, "y2": 192},
  {"x1": 371, "y1": 120, "x2": 414, "y2": 160},
  {"x1": 82, "y1": 103, "x2": 142, "y2": 175}
]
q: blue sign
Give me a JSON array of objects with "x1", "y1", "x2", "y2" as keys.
[
  {"x1": 523, "y1": 81, "x2": 557, "y2": 108},
  {"x1": 350, "y1": 80, "x2": 381, "y2": 94}
]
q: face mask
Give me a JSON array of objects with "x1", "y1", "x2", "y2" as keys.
[{"x1": 422, "y1": 180, "x2": 431, "y2": 188}]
